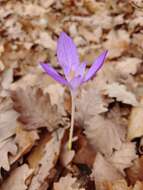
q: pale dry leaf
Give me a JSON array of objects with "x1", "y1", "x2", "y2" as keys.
[
  {"x1": 103, "y1": 30, "x2": 130, "y2": 59},
  {"x1": 36, "y1": 32, "x2": 56, "y2": 50},
  {"x1": 44, "y1": 83, "x2": 66, "y2": 115},
  {"x1": 115, "y1": 57, "x2": 141, "y2": 77},
  {"x1": 128, "y1": 97, "x2": 143, "y2": 140},
  {"x1": 53, "y1": 174, "x2": 85, "y2": 190},
  {"x1": 1, "y1": 164, "x2": 33, "y2": 190},
  {"x1": 11, "y1": 124, "x2": 39, "y2": 164},
  {"x1": 84, "y1": 115, "x2": 122, "y2": 157},
  {"x1": 28, "y1": 128, "x2": 65, "y2": 190},
  {"x1": 0, "y1": 68, "x2": 13, "y2": 97},
  {"x1": 11, "y1": 87, "x2": 62, "y2": 131},
  {"x1": 103, "y1": 82, "x2": 138, "y2": 106},
  {"x1": 93, "y1": 153, "x2": 123, "y2": 190},
  {"x1": 109, "y1": 143, "x2": 137, "y2": 175},
  {"x1": 0, "y1": 138, "x2": 17, "y2": 172},
  {"x1": 40, "y1": 0, "x2": 55, "y2": 8},
  {"x1": 76, "y1": 88, "x2": 108, "y2": 125},
  {"x1": 0, "y1": 99, "x2": 18, "y2": 143},
  {"x1": 23, "y1": 4, "x2": 46, "y2": 16}
]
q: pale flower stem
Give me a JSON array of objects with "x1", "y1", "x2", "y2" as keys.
[{"x1": 68, "y1": 91, "x2": 75, "y2": 150}]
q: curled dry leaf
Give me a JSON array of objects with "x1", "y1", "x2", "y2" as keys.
[
  {"x1": 0, "y1": 138, "x2": 17, "y2": 172},
  {"x1": 53, "y1": 174, "x2": 85, "y2": 190},
  {"x1": 128, "y1": 97, "x2": 143, "y2": 140},
  {"x1": 11, "y1": 87, "x2": 63, "y2": 131},
  {"x1": 93, "y1": 153, "x2": 123, "y2": 190},
  {"x1": 27, "y1": 128, "x2": 65, "y2": 190},
  {"x1": 0, "y1": 98, "x2": 18, "y2": 143},
  {"x1": 84, "y1": 115, "x2": 122, "y2": 157},
  {"x1": 1, "y1": 164, "x2": 33, "y2": 190},
  {"x1": 103, "y1": 82, "x2": 138, "y2": 106}
]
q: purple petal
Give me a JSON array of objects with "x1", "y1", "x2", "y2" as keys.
[
  {"x1": 69, "y1": 76, "x2": 83, "y2": 91},
  {"x1": 57, "y1": 32, "x2": 80, "y2": 78},
  {"x1": 84, "y1": 51, "x2": 108, "y2": 82},
  {"x1": 40, "y1": 63, "x2": 67, "y2": 85},
  {"x1": 75, "y1": 62, "x2": 87, "y2": 78}
]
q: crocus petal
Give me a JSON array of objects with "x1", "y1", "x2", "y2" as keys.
[
  {"x1": 69, "y1": 76, "x2": 83, "y2": 91},
  {"x1": 75, "y1": 62, "x2": 87, "y2": 78},
  {"x1": 40, "y1": 63, "x2": 67, "y2": 85},
  {"x1": 84, "y1": 51, "x2": 108, "y2": 82},
  {"x1": 57, "y1": 32, "x2": 80, "y2": 79}
]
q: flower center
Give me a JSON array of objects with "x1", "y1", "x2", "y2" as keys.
[{"x1": 68, "y1": 69, "x2": 75, "y2": 81}]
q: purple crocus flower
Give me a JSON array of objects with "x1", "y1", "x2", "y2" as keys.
[
  {"x1": 40, "y1": 32, "x2": 108, "y2": 150},
  {"x1": 40, "y1": 32, "x2": 108, "y2": 92}
]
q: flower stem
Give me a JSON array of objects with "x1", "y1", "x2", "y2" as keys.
[{"x1": 68, "y1": 91, "x2": 75, "y2": 150}]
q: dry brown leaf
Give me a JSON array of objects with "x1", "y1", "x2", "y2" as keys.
[
  {"x1": 133, "y1": 181, "x2": 143, "y2": 190},
  {"x1": 0, "y1": 138, "x2": 17, "y2": 172},
  {"x1": 115, "y1": 57, "x2": 141, "y2": 77},
  {"x1": 103, "y1": 30, "x2": 130, "y2": 59},
  {"x1": 109, "y1": 143, "x2": 137, "y2": 175},
  {"x1": 28, "y1": 128, "x2": 65, "y2": 190},
  {"x1": 128, "y1": 97, "x2": 143, "y2": 140},
  {"x1": 73, "y1": 134, "x2": 96, "y2": 167},
  {"x1": 1, "y1": 164, "x2": 33, "y2": 190},
  {"x1": 0, "y1": 68, "x2": 13, "y2": 97},
  {"x1": 36, "y1": 32, "x2": 56, "y2": 50},
  {"x1": 53, "y1": 174, "x2": 85, "y2": 190},
  {"x1": 0, "y1": 99, "x2": 18, "y2": 143},
  {"x1": 93, "y1": 153, "x2": 123, "y2": 190},
  {"x1": 126, "y1": 156, "x2": 143, "y2": 185},
  {"x1": 103, "y1": 179, "x2": 132, "y2": 190},
  {"x1": 76, "y1": 88, "x2": 108, "y2": 124},
  {"x1": 84, "y1": 115, "x2": 122, "y2": 157},
  {"x1": 103, "y1": 82, "x2": 138, "y2": 106},
  {"x1": 11, "y1": 87, "x2": 63, "y2": 131},
  {"x1": 11, "y1": 124, "x2": 39, "y2": 163}
]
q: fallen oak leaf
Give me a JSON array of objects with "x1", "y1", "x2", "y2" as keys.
[
  {"x1": 0, "y1": 138, "x2": 17, "y2": 173},
  {"x1": 11, "y1": 86, "x2": 63, "y2": 131},
  {"x1": 53, "y1": 174, "x2": 85, "y2": 190},
  {"x1": 108, "y1": 142, "x2": 137, "y2": 175},
  {"x1": 0, "y1": 98, "x2": 18, "y2": 143},
  {"x1": 92, "y1": 153, "x2": 123, "y2": 190},
  {"x1": 103, "y1": 82, "x2": 138, "y2": 106},
  {"x1": 128, "y1": 97, "x2": 143, "y2": 140},
  {"x1": 126, "y1": 156, "x2": 143, "y2": 185},
  {"x1": 84, "y1": 115, "x2": 122, "y2": 157},
  {"x1": 1, "y1": 164, "x2": 33, "y2": 190},
  {"x1": 27, "y1": 128, "x2": 65, "y2": 190},
  {"x1": 10, "y1": 123, "x2": 39, "y2": 164}
]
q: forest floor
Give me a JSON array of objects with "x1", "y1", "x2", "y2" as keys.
[{"x1": 1, "y1": 1, "x2": 143, "y2": 190}]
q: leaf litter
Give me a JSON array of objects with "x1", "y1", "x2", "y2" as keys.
[{"x1": 0, "y1": 0, "x2": 143, "y2": 190}]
